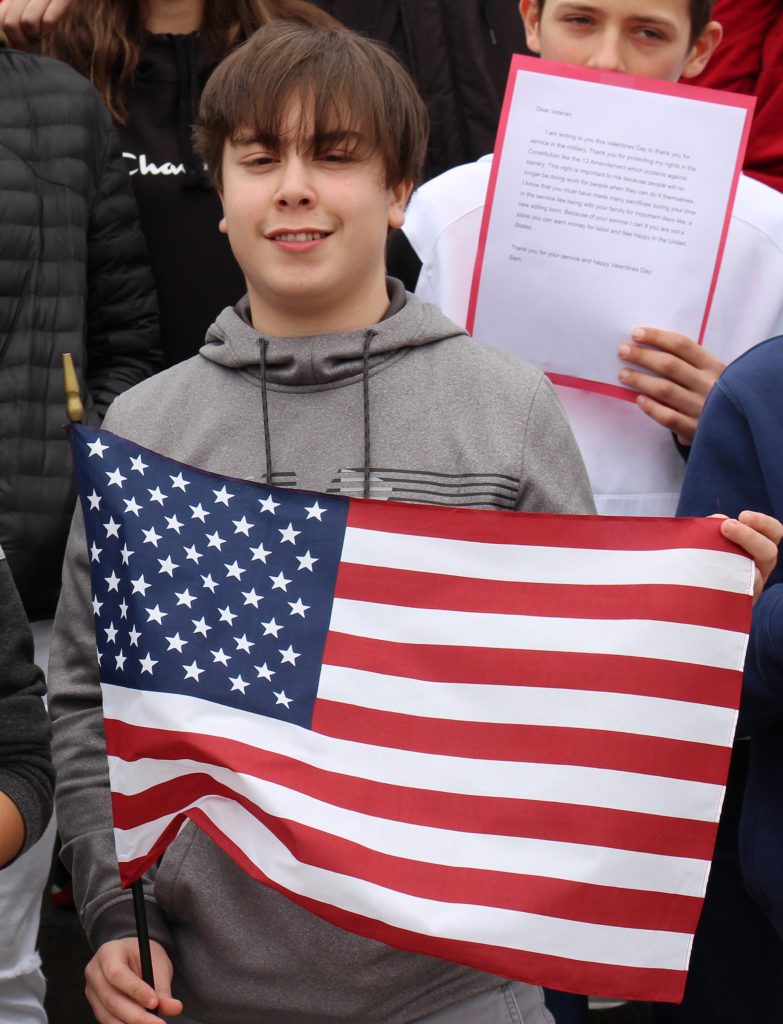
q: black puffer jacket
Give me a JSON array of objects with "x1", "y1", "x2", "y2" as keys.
[
  {"x1": 315, "y1": 0, "x2": 529, "y2": 180},
  {"x1": 0, "y1": 45, "x2": 161, "y2": 620}
]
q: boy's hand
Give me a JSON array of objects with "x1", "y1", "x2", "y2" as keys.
[
  {"x1": 716, "y1": 511, "x2": 783, "y2": 604},
  {"x1": 85, "y1": 938, "x2": 183, "y2": 1024},
  {"x1": 0, "y1": 0, "x2": 72, "y2": 47},
  {"x1": 618, "y1": 328, "x2": 726, "y2": 446}
]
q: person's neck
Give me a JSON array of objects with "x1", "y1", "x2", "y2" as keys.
[
  {"x1": 144, "y1": 0, "x2": 204, "y2": 34},
  {"x1": 249, "y1": 283, "x2": 391, "y2": 339}
]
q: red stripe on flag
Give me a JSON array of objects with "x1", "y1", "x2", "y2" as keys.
[
  {"x1": 104, "y1": 720, "x2": 719, "y2": 858},
  {"x1": 346, "y1": 501, "x2": 736, "y2": 555},
  {"x1": 176, "y1": 808, "x2": 690, "y2": 1003},
  {"x1": 333, "y1": 563, "x2": 750, "y2": 632},
  {"x1": 311, "y1": 701, "x2": 730, "y2": 784},
  {"x1": 322, "y1": 633, "x2": 742, "y2": 708},
  {"x1": 112, "y1": 777, "x2": 703, "y2": 933}
]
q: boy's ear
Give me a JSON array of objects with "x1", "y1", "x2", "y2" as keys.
[
  {"x1": 681, "y1": 20, "x2": 723, "y2": 79},
  {"x1": 218, "y1": 191, "x2": 227, "y2": 235},
  {"x1": 518, "y1": 0, "x2": 542, "y2": 56},
  {"x1": 388, "y1": 179, "x2": 415, "y2": 230}
]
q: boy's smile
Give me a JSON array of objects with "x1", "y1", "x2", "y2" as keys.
[
  {"x1": 218, "y1": 99, "x2": 411, "y2": 337},
  {"x1": 520, "y1": 0, "x2": 721, "y2": 82}
]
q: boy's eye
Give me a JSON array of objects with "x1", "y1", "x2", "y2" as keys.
[
  {"x1": 635, "y1": 26, "x2": 666, "y2": 41},
  {"x1": 318, "y1": 150, "x2": 352, "y2": 163},
  {"x1": 562, "y1": 14, "x2": 594, "y2": 26}
]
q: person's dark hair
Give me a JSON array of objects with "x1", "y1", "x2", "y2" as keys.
[
  {"x1": 42, "y1": 0, "x2": 339, "y2": 123},
  {"x1": 194, "y1": 22, "x2": 429, "y2": 191},
  {"x1": 535, "y1": 0, "x2": 715, "y2": 42}
]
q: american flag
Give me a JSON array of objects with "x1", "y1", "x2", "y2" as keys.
[{"x1": 70, "y1": 423, "x2": 753, "y2": 1003}]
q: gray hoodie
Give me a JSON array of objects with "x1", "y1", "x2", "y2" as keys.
[{"x1": 49, "y1": 283, "x2": 594, "y2": 1023}]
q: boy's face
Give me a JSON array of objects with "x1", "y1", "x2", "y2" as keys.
[
  {"x1": 519, "y1": 0, "x2": 721, "y2": 82},
  {"x1": 219, "y1": 97, "x2": 412, "y2": 335}
]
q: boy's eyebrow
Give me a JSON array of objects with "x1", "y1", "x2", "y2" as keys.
[
  {"x1": 551, "y1": 0, "x2": 678, "y2": 25},
  {"x1": 231, "y1": 129, "x2": 367, "y2": 150}
]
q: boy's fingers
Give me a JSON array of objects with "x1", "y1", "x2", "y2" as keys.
[
  {"x1": 621, "y1": 368, "x2": 703, "y2": 417},
  {"x1": 619, "y1": 330, "x2": 725, "y2": 396},
  {"x1": 85, "y1": 940, "x2": 178, "y2": 1024},
  {"x1": 717, "y1": 512, "x2": 782, "y2": 600},
  {"x1": 629, "y1": 327, "x2": 719, "y2": 367},
  {"x1": 632, "y1": 392, "x2": 699, "y2": 445}
]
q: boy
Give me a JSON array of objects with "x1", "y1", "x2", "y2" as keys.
[
  {"x1": 391, "y1": 0, "x2": 783, "y2": 517},
  {"x1": 676, "y1": 338, "x2": 783, "y2": 1019},
  {"x1": 47, "y1": 22, "x2": 596, "y2": 1024},
  {"x1": 46, "y1": 21, "x2": 783, "y2": 1024}
]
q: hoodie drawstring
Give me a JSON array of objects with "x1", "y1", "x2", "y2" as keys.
[
  {"x1": 362, "y1": 329, "x2": 376, "y2": 500},
  {"x1": 257, "y1": 330, "x2": 375, "y2": 498},
  {"x1": 258, "y1": 338, "x2": 274, "y2": 486}
]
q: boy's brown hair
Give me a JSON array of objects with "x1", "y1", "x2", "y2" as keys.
[
  {"x1": 194, "y1": 22, "x2": 429, "y2": 192},
  {"x1": 535, "y1": 0, "x2": 715, "y2": 43}
]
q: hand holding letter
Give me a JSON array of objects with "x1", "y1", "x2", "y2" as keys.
[
  {"x1": 85, "y1": 938, "x2": 182, "y2": 1024},
  {"x1": 618, "y1": 328, "x2": 726, "y2": 446}
]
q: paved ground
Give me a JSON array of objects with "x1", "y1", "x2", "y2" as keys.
[{"x1": 39, "y1": 899, "x2": 652, "y2": 1024}]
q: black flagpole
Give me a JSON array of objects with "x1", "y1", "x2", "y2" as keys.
[
  {"x1": 63, "y1": 354, "x2": 155, "y2": 989},
  {"x1": 131, "y1": 880, "x2": 155, "y2": 986}
]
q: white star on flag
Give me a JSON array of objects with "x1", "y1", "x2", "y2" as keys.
[
  {"x1": 104, "y1": 519, "x2": 121, "y2": 539},
  {"x1": 279, "y1": 645, "x2": 300, "y2": 666},
  {"x1": 106, "y1": 468, "x2": 126, "y2": 488},
  {"x1": 259, "y1": 495, "x2": 279, "y2": 514},
  {"x1": 230, "y1": 675, "x2": 250, "y2": 694},
  {"x1": 213, "y1": 486, "x2": 234, "y2": 505},
  {"x1": 87, "y1": 437, "x2": 108, "y2": 458},
  {"x1": 139, "y1": 653, "x2": 157, "y2": 674},
  {"x1": 130, "y1": 575, "x2": 151, "y2": 596},
  {"x1": 269, "y1": 572, "x2": 290, "y2": 591}
]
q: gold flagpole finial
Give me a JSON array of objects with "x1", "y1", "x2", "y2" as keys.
[{"x1": 62, "y1": 353, "x2": 85, "y2": 424}]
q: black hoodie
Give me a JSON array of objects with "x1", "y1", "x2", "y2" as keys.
[{"x1": 120, "y1": 32, "x2": 246, "y2": 367}]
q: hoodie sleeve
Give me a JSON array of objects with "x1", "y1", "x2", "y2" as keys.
[
  {"x1": 0, "y1": 554, "x2": 53, "y2": 859},
  {"x1": 85, "y1": 96, "x2": 163, "y2": 420},
  {"x1": 515, "y1": 375, "x2": 596, "y2": 515},
  {"x1": 47, "y1": 403, "x2": 173, "y2": 951},
  {"x1": 677, "y1": 369, "x2": 783, "y2": 736}
]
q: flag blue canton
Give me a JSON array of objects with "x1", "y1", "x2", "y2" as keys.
[{"x1": 70, "y1": 425, "x2": 348, "y2": 728}]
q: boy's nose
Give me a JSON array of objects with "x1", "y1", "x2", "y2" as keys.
[
  {"x1": 274, "y1": 158, "x2": 316, "y2": 207},
  {"x1": 587, "y1": 31, "x2": 625, "y2": 73}
]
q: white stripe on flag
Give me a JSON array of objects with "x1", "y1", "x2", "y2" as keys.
[
  {"x1": 342, "y1": 528, "x2": 753, "y2": 592},
  {"x1": 329, "y1": 599, "x2": 747, "y2": 671},
  {"x1": 108, "y1": 754, "x2": 710, "y2": 895},
  {"x1": 317, "y1": 665, "x2": 737, "y2": 745},
  {"x1": 113, "y1": 796, "x2": 695, "y2": 971},
  {"x1": 102, "y1": 686, "x2": 724, "y2": 820}
]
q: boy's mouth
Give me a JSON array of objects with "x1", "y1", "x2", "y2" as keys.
[{"x1": 267, "y1": 230, "x2": 332, "y2": 242}]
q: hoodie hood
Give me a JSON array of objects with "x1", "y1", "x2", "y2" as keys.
[
  {"x1": 199, "y1": 278, "x2": 468, "y2": 389},
  {"x1": 135, "y1": 30, "x2": 215, "y2": 187}
]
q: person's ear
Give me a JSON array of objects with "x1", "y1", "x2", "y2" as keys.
[
  {"x1": 388, "y1": 179, "x2": 414, "y2": 230},
  {"x1": 681, "y1": 20, "x2": 722, "y2": 78},
  {"x1": 519, "y1": 0, "x2": 543, "y2": 55},
  {"x1": 218, "y1": 191, "x2": 227, "y2": 235}
]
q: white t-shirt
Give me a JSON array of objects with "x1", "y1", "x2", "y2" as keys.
[{"x1": 405, "y1": 155, "x2": 783, "y2": 515}]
